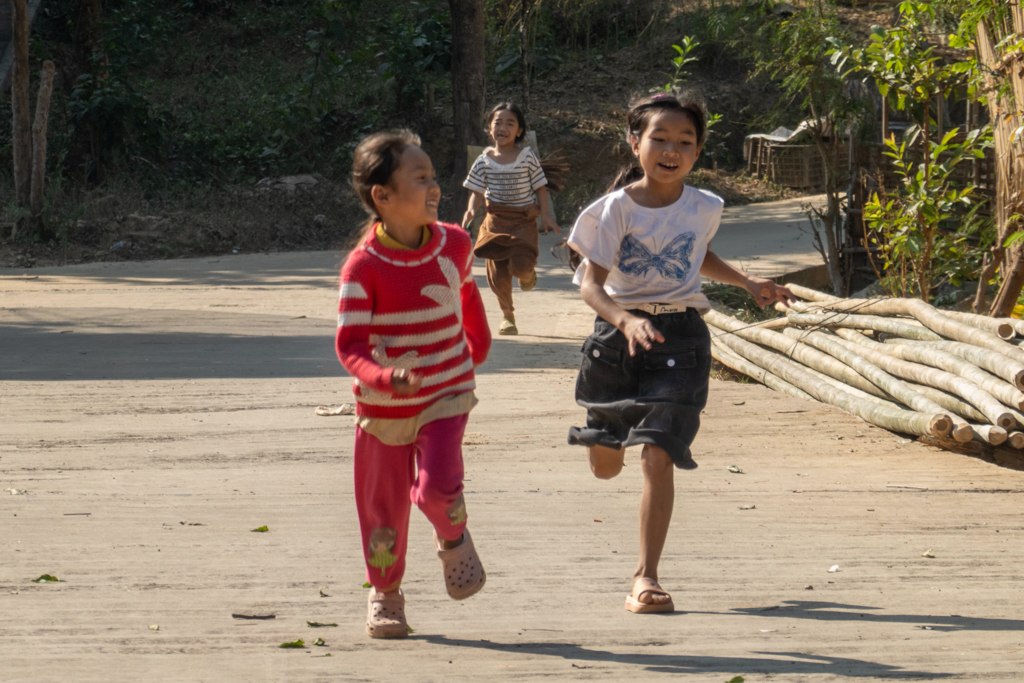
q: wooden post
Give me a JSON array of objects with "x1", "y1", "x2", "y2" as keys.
[
  {"x1": 29, "y1": 60, "x2": 55, "y2": 234},
  {"x1": 10, "y1": 0, "x2": 31, "y2": 239}
]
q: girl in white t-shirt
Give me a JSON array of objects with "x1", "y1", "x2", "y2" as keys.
[
  {"x1": 566, "y1": 91, "x2": 793, "y2": 614},
  {"x1": 463, "y1": 103, "x2": 560, "y2": 336}
]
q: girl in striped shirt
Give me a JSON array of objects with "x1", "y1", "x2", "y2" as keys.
[
  {"x1": 463, "y1": 102, "x2": 560, "y2": 335},
  {"x1": 337, "y1": 130, "x2": 491, "y2": 639}
]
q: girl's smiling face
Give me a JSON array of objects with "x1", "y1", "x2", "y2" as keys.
[
  {"x1": 631, "y1": 109, "x2": 702, "y2": 186},
  {"x1": 489, "y1": 110, "x2": 522, "y2": 148},
  {"x1": 373, "y1": 145, "x2": 440, "y2": 229}
]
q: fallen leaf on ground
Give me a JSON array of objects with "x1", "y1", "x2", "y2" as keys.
[
  {"x1": 733, "y1": 402, "x2": 745, "y2": 406},
  {"x1": 804, "y1": 585, "x2": 814, "y2": 590},
  {"x1": 32, "y1": 574, "x2": 60, "y2": 583},
  {"x1": 6, "y1": 488, "x2": 28, "y2": 495},
  {"x1": 307, "y1": 621, "x2": 338, "y2": 628},
  {"x1": 726, "y1": 677, "x2": 746, "y2": 683},
  {"x1": 593, "y1": 519, "x2": 602, "y2": 523},
  {"x1": 251, "y1": 526, "x2": 269, "y2": 533},
  {"x1": 759, "y1": 629, "x2": 776, "y2": 633},
  {"x1": 321, "y1": 588, "x2": 332, "y2": 597},
  {"x1": 922, "y1": 549, "x2": 935, "y2": 558},
  {"x1": 315, "y1": 404, "x2": 354, "y2": 416},
  {"x1": 179, "y1": 521, "x2": 205, "y2": 526},
  {"x1": 828, "y1": 565, "x2": 840, "y2": 573},
  {"x1": 313, "y1": 638, "x2": 326, "y2": 646},
  {"x1": 232, "y1": 613, "x2": 276, "y2": 620},
  {"x1": 149, "y1": 625, "x2": 159, "y2": 631},
  {"x1": 738, "y1": 505, "x2": 756, "y2": 510},
  {"x1": 727, "y1": 466, "x2": 744, "y2": 474},
  {"x1": 279, "y1": 639, "x2": 305, "y2": 649}
]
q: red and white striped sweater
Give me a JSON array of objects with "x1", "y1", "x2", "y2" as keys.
[{"x1": 335, "y1": 222, "x2": 491, "y2": 419}]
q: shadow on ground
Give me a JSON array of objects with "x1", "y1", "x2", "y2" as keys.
[{"x1": 423, "y1": 635, "x2": 952, "y2": 678}]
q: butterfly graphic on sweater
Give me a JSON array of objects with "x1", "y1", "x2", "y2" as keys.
[{"x1": 617, "y1": 232, "x2": 697, "y2": 280}]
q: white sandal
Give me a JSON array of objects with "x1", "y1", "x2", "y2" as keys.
[
  {"x1": 435, "y1": 529, "x2": 486, "y2": 600},
  {"x1": 366, "y1": 588, "x2": 407, "y2": 638}
]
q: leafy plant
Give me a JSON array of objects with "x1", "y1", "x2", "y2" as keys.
[
  {"x1": 832, "y1": 0, "x2": 989, "y2": 301},
  {"x1": 863, "y1": 128, "x2": 992, "y2": 298},
  {"x1": 652, "y1": 37, "x2": 700, "y2": 95}
]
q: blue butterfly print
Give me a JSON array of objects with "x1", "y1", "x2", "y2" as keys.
[{"x1": 617, "y1": 232, "x2": 696, "y2": 280}]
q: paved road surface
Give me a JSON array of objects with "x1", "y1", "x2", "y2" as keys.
[{"x1": 2, "y1": 222, "x2": 1023, "y2": 682}]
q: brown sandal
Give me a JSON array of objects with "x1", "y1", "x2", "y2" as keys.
[
  {"x1": 435, "y1": 529, "x2": 486, "y2": 600},
  {"x1": 366, "y1": 588, "x2": 408, "y2": 638}
]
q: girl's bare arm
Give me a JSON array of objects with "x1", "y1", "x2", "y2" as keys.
[
  {"x1": 535, "y1": 186, "x2": 561, "y2": 234},
  {"x1": 700, "y1": 249, "x2": 795, "y2": 307},
  {"x1": 462, "y1": 191, "x2": 485, "y2": 228},
  {"x1": 581, "y1": 262, "x2": 665, "y2": 355}
]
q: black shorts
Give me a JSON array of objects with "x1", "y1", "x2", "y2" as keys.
[{"x1": 567, "y1": 309, "x2": 712, "y2": 469}]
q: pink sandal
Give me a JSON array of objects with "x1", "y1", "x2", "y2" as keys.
[
  {"x1": 625, "y1": 577, "x2": 675, "y2": 614},
  {"x1": 366, "y1": 588, "x2": 408, "y2": 638},
  {"x1": 435, "y1": 529, "x2": 486, "y2": 600}
]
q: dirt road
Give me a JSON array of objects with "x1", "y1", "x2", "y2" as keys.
[{"x1": 3, "y1": 232, "x2": 1024, "y2": 682}]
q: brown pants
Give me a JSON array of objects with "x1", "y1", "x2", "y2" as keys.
[{"x1": 474, "y1": 202, "x2": 540, "y2": 319}]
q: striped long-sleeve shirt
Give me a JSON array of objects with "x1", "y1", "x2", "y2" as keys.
[
  {"x1": 335, "y1": 222, "x2": 491, "y2": 420},
  {"x1": 463, "y1": 146, "x2": 547, "y2": 206}
]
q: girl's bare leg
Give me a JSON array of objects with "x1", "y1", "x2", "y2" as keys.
[
  {"x1": 588, "y1": 444, "x2": 625, "y2": 479},
  {"x1": 633, "y1": 444, "x2": 674, "y2": 605}
]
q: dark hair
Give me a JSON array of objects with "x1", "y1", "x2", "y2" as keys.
[
  {"x1": 486, "y1": 102, "x2": 527, "y2": 144},
  {"x1": 607, "y1": 90, "x2": 709, "y2": 192},
  {"x1": 351, "y1": 129, "x2": 422, "y2": 236}
]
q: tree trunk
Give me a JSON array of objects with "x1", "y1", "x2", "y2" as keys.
[
  {"x1": 519, "y1": 0, "x2": 533, "y2": 113},
  {"x1": 29, "y1": 60, "x2": 56, "y2": 235},
  {"x1": 72, "y1": 0, "x2": 107, "y2": 80},
  {"x1": 447, "y1": 0, "x2": 487, "y2": 221},
  {"x1": 10, "y1": 0, "x2": 31, "y2": 239}
]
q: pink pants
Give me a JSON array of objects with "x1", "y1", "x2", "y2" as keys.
[{"x1": 354, "y1": 413, "x2": 469, "y2": 590}]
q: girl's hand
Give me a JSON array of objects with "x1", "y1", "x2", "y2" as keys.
[
  {"x1": 461, "y1": 208, "x2": 475, "y2": 230},
  {"x1": 621, "y1": 315, "x2": 665, "y2": 356},
  {"x1": 746, "y1": 276, "x2": 796, "y2": 308},
  {"x1": 540, "y1": 214, "x2": 561, "y2": 235},
  {"x1": 391, "y1": 368, "x2": 422, "y2": 395}
]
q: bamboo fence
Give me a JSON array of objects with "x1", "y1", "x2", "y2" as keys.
[
  {"x1": 708, "y1": 284, "x2": 1024, "y2": 455},
  {"x1": 975, "y1": 1, "x2": 1024, "y2": 317}
]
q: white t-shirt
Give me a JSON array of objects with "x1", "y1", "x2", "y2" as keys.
[
  {"x1": 568, "y1": 186, "x2": 724, "y2": 311},
  {"x1": 463, "y1": 146, "x2": 547, "y2": 207}
]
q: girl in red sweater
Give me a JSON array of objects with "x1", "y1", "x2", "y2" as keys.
[{"x1": 336, "y1": 130, "x2": 492, "y2": 639}]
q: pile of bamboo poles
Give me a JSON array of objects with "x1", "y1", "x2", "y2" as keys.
[{"x1": 708, "y1": 284, "x2": 1024, "y2": 451}]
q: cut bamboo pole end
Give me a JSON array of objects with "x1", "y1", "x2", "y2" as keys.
[
  {"x1": 1008, "y1": 432, "x2": 1024, "y2": 450},
  {"x1": 942, "y1": 310, "x2": 1016, "y2": 340},
  {"x1": 929, "y1": 414, "x2": 953, "y2": 437},
  {"x1": 952, "y1": 423, "x2": 975, "y2": 442},
  {"x1": 973, "y1": 424, "x2": 1008, "y2": 447}
]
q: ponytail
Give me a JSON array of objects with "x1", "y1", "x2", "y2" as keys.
[{"x1": 606, "y1": 165, "x2": 645, "y2": 194}]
